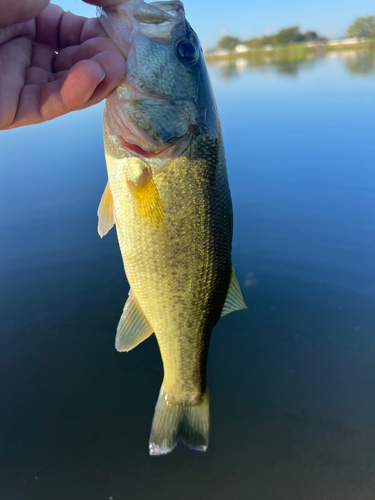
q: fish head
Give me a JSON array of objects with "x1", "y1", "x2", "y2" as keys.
[{"x1": 99, "y1": 0, "x2": 218, "y2": 159}]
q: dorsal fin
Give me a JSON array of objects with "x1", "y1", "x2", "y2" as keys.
[
  {"x1": 97, "y1": 182, "x2": 115, "y2": 238},
  {"x1": 221, "y1": 269, "x2": 247, "y2": 317}
]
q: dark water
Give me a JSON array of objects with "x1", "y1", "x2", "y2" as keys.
[{"x1": 1, "y1": 51, "x2": 374, "y2": 499}]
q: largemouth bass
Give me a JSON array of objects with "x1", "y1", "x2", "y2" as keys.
[{"x1": 97, "y1": 0, "x2": 247, "y2": 455}]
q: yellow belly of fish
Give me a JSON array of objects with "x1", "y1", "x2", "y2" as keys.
[{"x1": 106, "y1": 153, "x2": 231, "y2": 403}]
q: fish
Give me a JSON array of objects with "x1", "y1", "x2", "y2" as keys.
[{"x1": 97, "y1": 0, "x2": 247, "y2": 455}]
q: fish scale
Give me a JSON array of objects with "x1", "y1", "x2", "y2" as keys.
[
  {"x1": 98, "y1": 0, "x2": 247, "y2": 455},
  {"x1": 108, "y1": 145, "x2": 232, "y2": 396}
]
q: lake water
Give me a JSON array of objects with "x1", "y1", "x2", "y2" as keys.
[{"x1": 1, "y1": 51, "x2": 374, "y2": 500}]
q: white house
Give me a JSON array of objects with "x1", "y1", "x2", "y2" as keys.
[
  {"x1": 327, "y1": 37, "x2": 366, "y2": 46},
  {"x1": 235, "y1": 44, "x2": 250, "y2": 53}
]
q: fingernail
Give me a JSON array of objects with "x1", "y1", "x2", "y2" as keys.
[{"x1": 98, "y1": 69, "x2": 106, "y2": 83}]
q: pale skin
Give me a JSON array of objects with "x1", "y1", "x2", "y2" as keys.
[{"x1": 0, "y1": 0, "x2": 129, "y2": 130}]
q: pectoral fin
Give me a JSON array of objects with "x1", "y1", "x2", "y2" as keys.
[
  {"x1": 115, "y1": 289, "x2": 153, "y2": 352},
  {"x1": 98, "y1": 182, "x2": 115, "y2": 238},
  {"x1": 221, "y1": 269, "x2": 247, "y2": 317},
  {"x1": 127, "y1": 168, "x2": 165, "y2": 226}
]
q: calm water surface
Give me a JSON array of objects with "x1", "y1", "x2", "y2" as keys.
[{"x1": 1, "y1": 52, "x2": 374, "y2": 500}]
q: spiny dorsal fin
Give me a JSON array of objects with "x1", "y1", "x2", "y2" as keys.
[
  {"x1": 221, "y1": 269, "x2": 247, "y2": 318},
  {"x1": 116, "y1": 289, "x2": 154, "y2": 352},
  {"x1": 97, "y1": 182, "x2": 115, "y2": 238}
]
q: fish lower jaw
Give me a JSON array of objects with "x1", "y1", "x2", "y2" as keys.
[
  {"x1": 117, "y1": 132, "x2": 191, "y2": 161},
  {"x1": 118, "y1": 136, "x2": 169, "y2": 158},
  {"x1": 105, "y1": 92, "x2": 192, "y2": 160}
]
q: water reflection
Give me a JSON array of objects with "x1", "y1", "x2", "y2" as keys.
[
  {"x1": 343, "y1": 50, "x2": 375, "y2": 75},
  {"x1": 1, "y1": 41, "x2": 375, "y2": 500},
  {"x1": 274, "y1": 60, "x2": 302, "y2": 76},
  {"x1": 208, "y1": 50, "x2": 375, "y2": 79}
]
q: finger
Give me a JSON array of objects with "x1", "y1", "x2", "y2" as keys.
[
  {"x1": 52, "y1": 46, "x2": 76, "y2": 72},
  {"x1": 0, "y1": 36, "x2": 32, "y2": 129},
  {"x1": 58, "y1": 11, "x2": 87, "y2": 49},
  {"x1": 0, "y1": 19, "x2": 35, "y2": 45},
  {"x1": 54, "y1": 37, "x2": 122, "y2": 72},
  {"x1": 34, "y1": 4, "x2": 64, "y2": 50},
  {"x1": 35, "y1": 5, "x2": 109, "y2": 52},
  {"x1": 54, "y1": 59, "x2": 106, "y2": 112},
  {"x1": 9, "y1": 52, "x2": 126, "y2": 128},
  {"x1": 25, "y1": 66, "x2": 53, "y2": 85},
  {"x1": 83, "y1": 0, "x2": 129, "y2": 6},
  {"x1": 53, "y1": 69, "x2": 69, "y2": 80},
  {"x1": 80, "y1": 18, "x2": 108, "y2": 42},
  {"x1": 0, "y1": 0, "x2": 49, "y2": 29},
  {"x1": 9, "y1": 59, "x2": 105, "y2": 127},
  {"x1": 52, "y1": 51, "x2": 126, "y2": 112},
  {"x1": 31, "y1": 45, "x2": 56, "y2": 72},
  {"x1": 79, "y1": 50, "x2": 127, "y2": 106}
]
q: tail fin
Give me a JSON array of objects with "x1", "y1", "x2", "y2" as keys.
[{"x1": 149, "y1": 386, "x2": 209, "y2": 456}]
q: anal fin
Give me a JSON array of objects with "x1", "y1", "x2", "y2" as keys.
[
  {"x1": 221, "y1": 268, "x2": 247, "y2": 318},
  {"x1": 116, "y1": 289, "x2": 153, "y2": 352},
  {"x1": 98, "y1": 182, "x2": 116, "y2": 238}
]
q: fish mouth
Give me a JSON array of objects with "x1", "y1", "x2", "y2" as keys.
[
  {"x1": 104, "y1": 102, "x2": 192, "y2": 160},
  {"x1": 100, "y1": 1, "x2": 193, "y2": 160},
  {"x1": 104, "y1": 82, "x2": 192, "y2": 160},
  {"x1": 118, "y1": 134, "x2": 190, "y2": 160},
  {"x1": 118, "y1": 137, "x2": 164, "y2": 158}
]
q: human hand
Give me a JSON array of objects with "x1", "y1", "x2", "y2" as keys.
[{"x1": 0, "y1": 1, "x2": 127, "y2": 130}]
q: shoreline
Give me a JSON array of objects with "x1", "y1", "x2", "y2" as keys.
[{"x1": 205, "y1": 39, "x2": 375, "y2": 63}]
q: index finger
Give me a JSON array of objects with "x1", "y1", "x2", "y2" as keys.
[
  {"x1": 83, "y1": 0, "x2": 128, "y2": 6},
  {"x1": 35, "y1": 4, "x2": 108, "y2": 51}
]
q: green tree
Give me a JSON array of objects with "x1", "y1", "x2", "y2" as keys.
[
  {"x1": 273, "y1": 26, "x2": 304, "y2": 45},
  {"x1": 217, "y1": 35, "x2": 240, "y2": 51},
  {"x1": 346, "y1": 16, "x2": 375, "y2": 38},
  {"x1": 260, "y1": 35, "x2": 272, "y2": 46},
  {"x1": 304, "y1": 31, "x2": 318, "y2": 41},
  {"x1": 242, "y1": 37, "x2": 263, "y2": 49}
]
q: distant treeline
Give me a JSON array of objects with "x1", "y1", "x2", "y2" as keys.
[
  {"x1": 218, "y1": 27, "x2": 322, "y2": 52},
  {"x1": 347, "y1": 15, "x2": 375, "y2": 38},
  {"x1": 215, "y1": 15, "x2": 375, "y2": 51}
]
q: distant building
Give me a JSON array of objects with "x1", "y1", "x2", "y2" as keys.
[
  {"x1": 206, "y1": 49, "x2": 231, "y2": 57},
  {"x1": 327, "y1": 37, "x2": 366, "y2": 46},
  {"x1": 306, "y1": 40, "x2": 327, "y2": 47},
  {"x1": 235, "y1": 44, "x2": 250, "y2": 53}
]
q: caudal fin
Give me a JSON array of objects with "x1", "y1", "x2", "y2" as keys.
[{"x1": 149, "y1": 386, "x2": 209, "y2": 456}]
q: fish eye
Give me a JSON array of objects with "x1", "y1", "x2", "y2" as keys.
[{"x1": 176, "y1": 39, "x2": 199, "y2": 66}]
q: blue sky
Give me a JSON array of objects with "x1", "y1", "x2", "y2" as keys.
[{"x1": 55, "y1": 0, "x2": 375, "y2": 48}]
